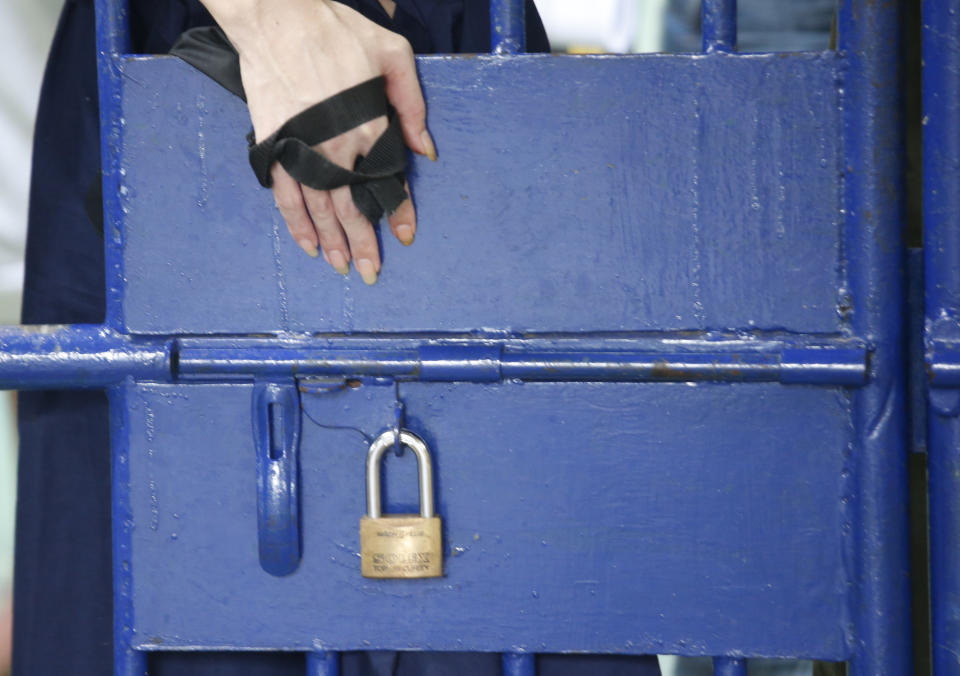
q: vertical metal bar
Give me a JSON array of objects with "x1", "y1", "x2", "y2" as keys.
[
  {"x1": 838, "y1": 1, "x2": 913, "y2": 675},
  {"x1": 94, "y1": 0, "x2": 131, "y2": 331},
  {"x1": 502, "y1": 653, "x2": 535, "y2": 676},
  {"x1": 490, "y1": 0, "x2": 526, "y2": 54},
  {"x1": 701, "y1": 0, "x2": 737, "y2": 53},
  {"x1": 307, "y1": 651, "x2": 340, "y2": 676},
  {"x1": 713, "y1": 657, "x2": 747, "y2": 676},
  {"x1": 110, "y1": 384, "x2": 146, "y2": 676},
  {"x1": 115, "y1": 649, "x2": 147, "y2": 676},
  {"x1": 924, "y1": 0, "x2": 960, "y2": 673}
]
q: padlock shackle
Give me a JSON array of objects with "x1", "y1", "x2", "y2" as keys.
[{"x1": 366, "y1": 430, "x2": 434, "y2": 519}]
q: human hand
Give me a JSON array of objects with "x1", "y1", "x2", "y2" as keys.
[{"x1": 204, "y1": 0, "x2": 436, "y2": 283}]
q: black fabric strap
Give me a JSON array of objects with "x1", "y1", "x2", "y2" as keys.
[
  {"x1": 172, "y1": 28, "x2": 408, "y2": 225},
  {"x1": 247, "y1": 77, "x2": 409, "y2": 225}
]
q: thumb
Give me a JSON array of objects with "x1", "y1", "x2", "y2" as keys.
[{"x1": 379, "y1": 35, "x2": 437, "y2": 161}]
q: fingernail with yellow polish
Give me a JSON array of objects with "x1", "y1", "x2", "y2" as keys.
[
  {"x1": 420, "y1": 130, "x2": 438, "y2": 161},
  {"x1": 298, "y1": 239, "x2": 319, "y2": 258},
  {"x1": 356, "y1": 259, "x2": 378, "y2": 285},
  {"x1": 395, "y1": 224, "x2": 415, "y2": 246},
  {"x1": 328, "y1": 250, "x2": 350, "y2": 276}
]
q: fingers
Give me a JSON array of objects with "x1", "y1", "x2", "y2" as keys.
[
  {"x1": 379, "y1": 35, "x2": 437, "y2": 161},
  {"x1": 301, "y1": 184, "x2": 351, "y2": 275},
  {"x1": 330, "y1": 185, "x2": 381, "y2": 285},
  {"x1": 271, "y1": 165, "x2": 319, "y2": 258},
  {"x1": 274, "y1": 162, "x2": 409, "y2": 285},
  {"x1": 387, "y1": 181, "x2": 416, "y2": 246}
]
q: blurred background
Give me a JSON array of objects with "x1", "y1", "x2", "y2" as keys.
[
  {"x1": 0, "y1": 2, "x2": 837, "y2": 675},
  {"x1": 0, "y1": 1, "x2": 62, "y2": 673}
]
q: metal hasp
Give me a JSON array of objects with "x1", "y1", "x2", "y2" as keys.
[
  {"x1": 490, "y1": 0, "x2": 525, "y2": 54},
  {"x1": 702, "y1": 0, "x2": 737, "y2": 52},
  {"x1": 252, "y1": 380, "x2": 303, "y2": 576},
  {"x1": 924, "y1": 0, "x2": 960, "y2": 673}
]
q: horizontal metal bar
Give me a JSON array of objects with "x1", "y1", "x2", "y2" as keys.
[
  {"x1": 929, "y1": 341, "x2": 960, "y2": 388},
  {"x1": 0, "y1": 325, "x2": 170, "y2": 389},
  {"x1": 178, "y1": 339, "x2": 866, "y2": 385},
  {"x1": 0, "y1": 325, "x2": 868, "y2": 388}
]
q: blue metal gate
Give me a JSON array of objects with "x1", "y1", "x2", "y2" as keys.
[
  {"x1": 1, "y1": 0, "x2": 914, "y2": 674},
  {"x1": 925, "y1": 0, "x2": 960, "y2": 674}
]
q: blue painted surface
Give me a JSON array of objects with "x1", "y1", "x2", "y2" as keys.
[
  {"x1": 121, "y1": 380, "x2": 851, "y2": 657},
  {"x1": 490, "y1": 0, "x2": 525, "y2": 54},
  {"x1": 712, "y1": 657, "x2": 746, "y2": 676},
  {"x1": 0, "y1": 328, "x2": 867, "y2": 388},
  {"x1": 502, "y1": 653, "x2": 535, "y2": 676},
  {"x1": 7, "y1": 0, "x2": 913, "y2": 671},
  {"x1": 306, "y1": 651, "x2": 340, "y2": 676},
  {"x1": 702, "y1": 0, "x2": 737, "y2": 53},
  {"x1": 924, "y1": 0, "x2": 960, "y2": 673},
  {"x1": 838, "y1": 1, "x2": 912, "y2": 674},
  {"x1": 110, "y1": 383, "x2": 148, "y2": 676},
  {"x1": 95, "y1": 0, "x2": 129, "y2": 331},
  {"x1": 252, "y1": 380, "x2": 303, "y2": 576},
  {"x1": 118, "y1": 53, "x2": 843, "y2": 336}
]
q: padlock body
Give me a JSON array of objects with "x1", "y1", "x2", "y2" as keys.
[{"x1": 360, "y1": 515, "x2": 442, "y2": 578}]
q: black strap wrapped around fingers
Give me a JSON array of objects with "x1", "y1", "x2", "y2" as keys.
[
  {"x1": 172, "y1": 28, "x2": 408, "y2": 224},
  {"x1": 249, "y1": 77, "x2": 408, "y2": 225}
]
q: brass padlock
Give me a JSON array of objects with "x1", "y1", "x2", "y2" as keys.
[{"x1": 360, "y1": 429, "x2": 443, "y2": 578}]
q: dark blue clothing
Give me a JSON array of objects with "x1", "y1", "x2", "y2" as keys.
[{"x1": 14, "y1": 1, "x2": 658, "y2": 675}]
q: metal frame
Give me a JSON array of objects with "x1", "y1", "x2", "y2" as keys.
[
  {"x1": 924, "y1": 0, "x2": 960, "y2": 673},
  {"x1": 0, "y1": 0, "x2": 912, "y2": 674}
]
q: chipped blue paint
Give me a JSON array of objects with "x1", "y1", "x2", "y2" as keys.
[
  {"x1": 490, "y1": 0, "x2": 525, "y2": 54},
  {"x1": 702, "y1": 0, "x2": 737, "y2": 53},
  {"x1": 252, "y1": 379, "x2": 303, "y2": 576},
  {"x1": 712, "y1": 657, "x2": 746, "y2": 676},
  {"x1": 924, "y1": 0, "x2": 960, "y2": 673},
  {"x1": 0, "y1": 0, "x2": 913, "y2": 673},
  {"x1": 839, "y1": 0, "x2": 912, "y2": 673}
]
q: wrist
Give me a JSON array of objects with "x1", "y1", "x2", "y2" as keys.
[{"x1": 200, "y1": 0, "x2": 337, "y2": 56}]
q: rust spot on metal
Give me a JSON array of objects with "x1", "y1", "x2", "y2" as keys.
[{"x1": 650, "y1": 360, "x2": 698, "y2": 381}]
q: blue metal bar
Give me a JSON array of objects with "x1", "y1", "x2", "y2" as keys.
[
  {"x1": 702, "y1": 0, "x2": 737, "y2": 53},
  {"x1": 502, "y1": 653, "x2": 535, "y2": 676},
  {"x1": 114, "y1": 648, "x2": 147, "y2": 676},
  {"x1": 111, "y1": 385, "x2": 145, "y2": 676},
  {"x1": 177, "y1": 343, "x2": 866, "y2": 385},
  {"x1": 838, "y1": 0, "x2": 912, "y2": 674},
  {"x1": 0, "y1": 325, "x2": 170, "y2": 388},
  {"x1": 94, "y1": 0, "x2": 130, "y2": 331},
  {"x1": 490, "y1": 0, "x2": 526, "y2": 54},
  {"x1": 713, "y1": 657, "x2": 746, "y2": 676},
  {"x1": 306, "y1": 651, "x2": 340, "y2": 676},
  {"x1": 0, "y1": 327, "x2": 869, "y2": 387},
  {"x1": 924, "y1": 0, "x2": 960, "y2": 672},
  {"x1": 253, "y1": 380, "x2": 302, "y2": 577}
]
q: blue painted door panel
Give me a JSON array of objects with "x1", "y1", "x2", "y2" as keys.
[
  {"x1": 122, "y1": 380, "x2": 850, "y2": 659},
  {"x1": 119, "y1": 53, "x2": 842, "y2": 335}
]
